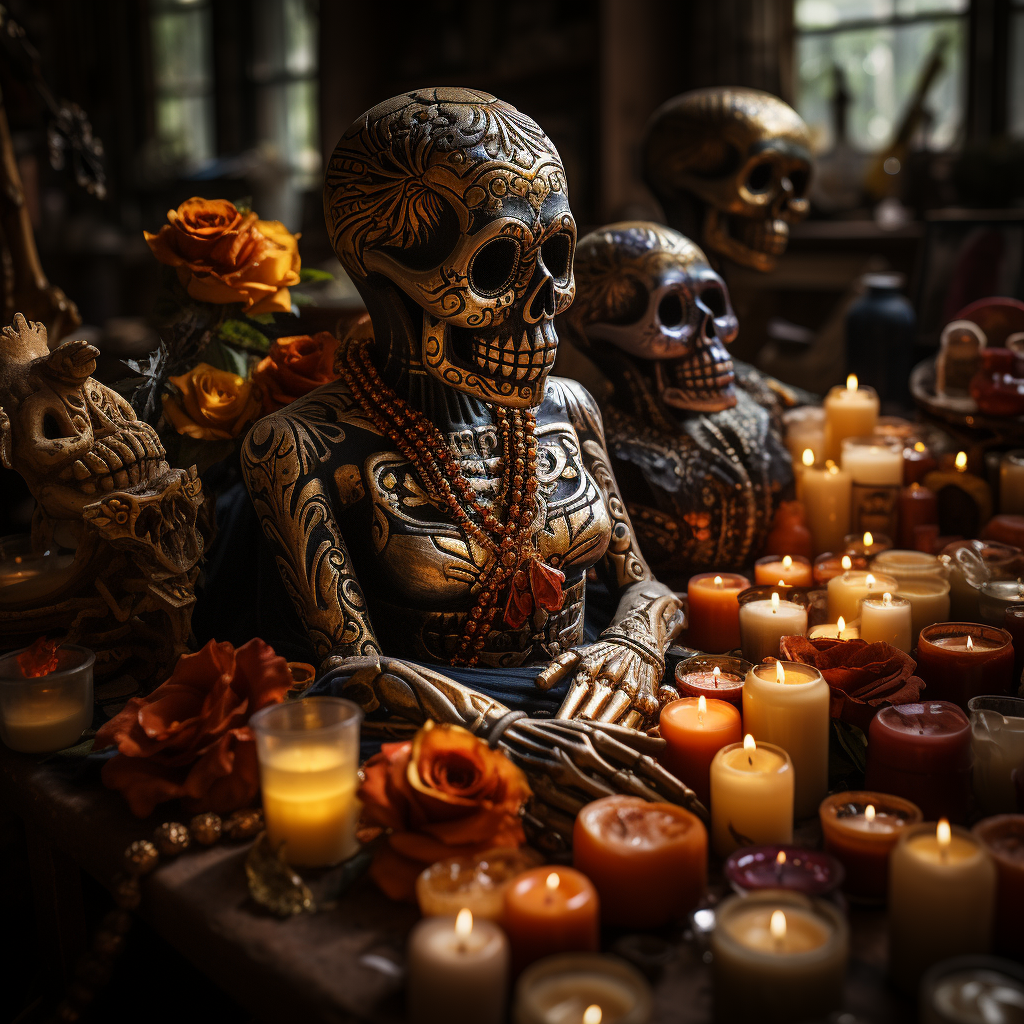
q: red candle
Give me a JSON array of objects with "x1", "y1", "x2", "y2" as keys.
[
  {"x1": 915, "y1": 623, "x2": 1015, "y2": 710},
  {"x1": 687, "y1": 573, "x2": 749, "y2": 653},
  {"x1": 982, "y1": 514, "x2": 1024, "y2": 551},
  {"x1": 659, "y1": 696, "x2": 742, "y2": 807},
  {"x1": 674, "y1": 655, "x2": 749, "y2": 707},
  {"x1": 864, "y1": 702, "x2": 972, "y2": 823},
  {"x1": 573, "y1": 795, "x2": 707, "y2": 928},
  {"x1": 903, "y1": 441, "x2": 937, "y2": 485},
  {"x1": 913, "y1": 523, "x2": 941, "y2": 554},
  {"x1": 973, "y1": 815, "x2": 1024, "y2": 959},
  {"x1": 898, "y1": 484, "x2": 938, "y2": 550},
  {"x1": 812, "y1": 552, "x2": 868, "y2": 585}
]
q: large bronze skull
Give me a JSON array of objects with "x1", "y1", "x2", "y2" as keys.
[
  {"x1": 643, "y1": 87, "x2": 812, "y2": 273},
  {"x1": 324, "y1": 87, "x2": 575, "y2": 409}
]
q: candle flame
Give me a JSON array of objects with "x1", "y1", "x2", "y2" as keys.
[
  {"x1": 802, "y1": 448, "x2": 814, "y2": 467},
  {"x1": 842, "y1": 555, "x2": 852, "y2": 570},
  {"x1": 782, "y1": 555, "x2": 793, "y2": 569},
  {"x1": 883, "y1": 592, "x2": 892, "y2": 606},
  {"x1": 583, "y1": 1007, "x2": 602, "y2": 1024},
  {"x1": 914, "y1": 441, "x2": 926, "y2": 452},
  {"x1": 828, "y1": 463, "x2": 839, "y2": 476},
  {"x1": 837, "y1": 616, "x2": 846, "y2": 632},
  {"x1": 776, "y1": 850, "x2": 786, "y2": 866},
  {"x1": 847, "y1": 374, "x2": 858, "y2": 392},
  {"x1": 955, "y1": 451, "x2": 968, "y2": 472},
  {"x1": 863, "y1": 531, "x2": 873, "y2": 547},
  {"x1": 714, "y1": 575, "x2": 723, "y2": 588},
  {"x1": 546, "y1": 872, "x2": 560, "y2": 891},
  {"x1": 937, "y1": 818, "x2": 951, "y2": 848},
  {"x1": 866, "y1": 573, "x2": 876, "y2": 588},
  {"x1": 778, "y1": 579, "x2": 786, "y2": 587},
  {"x1": 967, "y1": 635, "x2": 974, "y2": 651},
  {"x1": 775, "y1": 660, "x2": 785, "y2": 684},
  {"x1": 698, "y1": 695, "x2": 707, "y2": 716},
  {"x1": 455, "y1": 908, "x2": 473, "y2": 938},
  {"x1": 771, "y1": 592, "x2": 780, "y2": 614},
  {"x1": 865, "y1": 804, "x2": 876, "y2": 823},
  {"x1": 713, "y1": 665, "x2": 721, "y2": 679},
  {"x1": 770, "y1": 910, "x2": 787, "y2": 942},
  {"x1": 744, "y1": 734, "x2": 756, "y2": 751}
]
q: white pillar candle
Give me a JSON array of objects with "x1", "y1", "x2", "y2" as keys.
[
  {"x1": 807, "y1": 616, "x2": 860, "y2": 641},
  {"x1": 970, "y1": 697, "x2": 1024, "y2": 814},
  {"x1": 798, "y1": 457, "x2": 852, "y2": 556},
  {"x1": 1000, "y1": 450, "x2": 1024, "y2": 514},
  {"x1": 743, "y1": 661, "x2": 830, "y2": 819},
  {"x1": 408, "y1": 910, "x2": 510, "y2": 1024},
  {"x1": 710, "y1": 735, "x2": 794, "y2": 857},
  {"x1": 827, "y1": 570, "x2": 899, "y2": 624},
  {"x1": 893, "y1": 576, "x2": 950, "y2": 645},
  {"x1": 888, "y1": 821, "x2": 996, "y2": 993},
  {"x1": 738, "y1": 594, "x2": 808, "y2": 663},
  {"x1": 840, "y1": 438, "x2": 904, "y2": 486},
  {"x1": 824, "y1": 376, "x2": 879, "y2": 462},
  {"x1": 860, "y1": 592, "x2": 913, "y2": 653}
]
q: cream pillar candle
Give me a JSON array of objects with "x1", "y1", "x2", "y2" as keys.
[
  {"x1": 840, "y1": 438, "x2": 903, "y2": 486},
  {"x1": 807, "y1": 616, "x2": 860, "y2": 641},
  {"x1": 738, "y1": 593, "x2": 808, "y2": 663},
  {"x1": 888, "y1": 820, "x2": 996, "y2": 993},
  {"x1": 709, "y1": 736, "x2": 794, "y2": 857},
  {"x1": 408, "y1": 910, "x2": 510, "y2": 1024},
  {"x1": 824, "y1": 375, "x2": 879, "y2": 462},
  {"x1": 827, "y1": 570, "x2": 899, "y2": 623},
  {"x1": 786, "y1": 408, "x2": 827, "y2": 466},
  {"x1": 871, "y1": 549, "x2": 945, "y2": 579},
  {"x1": 798, "y1": 457, "x2": 852, "y2": 556},
  {"x1": 860, "y1": 593, "x2": 913, "y2": 653},
  {"x1": 743, "y1": 661, "x2": 829, "y2": 819},
  {"x1": 896, "y1": 577, "x2": 951, "y2": 645},
  {"x1": 1000, "y1": 450, "x2": 1024, "y2": 514}
]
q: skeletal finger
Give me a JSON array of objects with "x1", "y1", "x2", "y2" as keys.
[
  {"x1": 536, "y1": 650, "x2": 581, "y2": 691},
  {"x1": 556, "y1": 678, "x2": 592, "y2": 719},
  {"x1": 598, "y1": 689, "x2": 632, "y2": 723},
  {"x1": 581, "y1": 679, "x2": 614, "y2": 719},
  {"x1": 621, "y1": 709, "x2": 644, "y2": 730}
]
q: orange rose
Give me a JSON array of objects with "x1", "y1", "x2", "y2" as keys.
[
  {"x1": 358, "y1": 720, "x2": 532, "y2": 901},
  {"x1": 144, "y1": 197, "x2": 301, "y2": 314},
  {"x1": 163, "y1": 363, "x2": 261, "y2": 440},
  {"x1": 252, "y1": 332, "x2": 341, "y2": 413},
  {"x1": 95, "y1": 638, "x2": 292, "y2": 818}
]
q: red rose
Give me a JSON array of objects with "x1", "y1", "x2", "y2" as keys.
[
  {"x1": 96, "y1": 638, "x2": 292, "y2": 817},
  {"x1": 358, "y1": 720, "x2": 532, "y2": 901}
]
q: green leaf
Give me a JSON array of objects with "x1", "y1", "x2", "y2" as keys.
[
  {"x1": 291, "y1": 291, "x2": 315, "y2": 306},
  {"x1": 299, "y1": 267, "x2": 334, "y2": 284},
  {"x1": 233, "y1": 195, "x2": 253, "y2": 214},
  {"x1": 218, "y1": 318, "x2": 271, "y2": 353},
  {"x1": 247, "y1": 312, "x2": 275, "y2": 325},
  {"x1": 198, "y1": 338, "x2": 250, "y2": 377}
]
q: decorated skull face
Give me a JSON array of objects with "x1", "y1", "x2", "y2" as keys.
[
  {"x1": 564, "y1": 222, "x2": 739, "y2": 413},
  {"x1": 324, "y1": 87, "x2": 575, "y2": 409},
  {"x1": 643, "y1": 88, "x2": 812, "y2": 273}
]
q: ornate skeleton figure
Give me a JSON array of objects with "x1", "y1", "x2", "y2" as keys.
[
  {"x1": 241, "y1": 89, "x2": 680, "y2": 728},
  {"x1": 643, "y1": 87, "x2": 813, "y2": 273},
  {"x1": 558, "y1": 223, "x2": 792, "y2": 580},
  {"x1": 0, "y1": 315, "x2": 206, "y2": 702}
]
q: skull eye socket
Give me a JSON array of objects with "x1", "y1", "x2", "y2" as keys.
[
  {"x1": 657, "y1": 293, "x2": 685, "y2": 329},
  {"x1": 42, "y1": 413, "x2": 64, "y2": 440},
  {"x1": 541, "y1": 233, "x2": 572, "y2": 283},
  {"x1": 469, "y1": 236, "x2": 521, "y2": 296},
  {"x1": 746, "y1": 161, "x2": 774, "y2": 194},
  {"x1": 701, "y1": 286, "x2": 727, "y2": 318},
  {"x1": 789, "y1": 169, "x2": 810, "y2": 197}
]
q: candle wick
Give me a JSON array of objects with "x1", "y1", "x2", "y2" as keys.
[{"x1": 748, "y1": 755, "x2": 753, "y2": 766}]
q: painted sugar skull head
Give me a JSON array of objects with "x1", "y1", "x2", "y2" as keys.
[
  {"x1": 566, "y1": 222, "x2": 739, "y2": 413},
  {"x1": 643, "y1": 87, "x2": 812, "y2": 273},
  {"x1": 324, "y1": 87, "x2": 576, "y2": 409}
]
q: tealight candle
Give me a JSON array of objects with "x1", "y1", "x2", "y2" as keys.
[
  {"x1": 812, "y1": 551, "x2": 866, "y2": 585},
  {"x1": 723, "y1": 845, "x2": 844, "y2": 898},
  {"x1": 888, "y1": 820, "x2": 997, "y2": 992},
  {"x1": 503, "y1": 867, "x2": 600, "y2": 973},
  {"x1": 712, "y1": 891, "x2": 848, "y2": 1023},
  {"x1": 251, "y1": 697, "x2": 362, "y2": 867},
  {"x1": 686, "y1": 573, "x2": 749, "y2": 653},
  {"x1": 416, "y1": 847, "x2": 544, "y2": 920},
  {"x1": 969, "y1": 696, "x2": 1024, "y2": 815},
  {"x1": 408, "y1": 909, "x2": 510, "y2": 1024},
  {"x1": 743, "y1": 661, "x2": 829, "y2": 819},
  {"x1": 738, "y1": 592, "x2": 808, "y2": 663},
  {"x1": 859, "y1": 592, "x2": 912, "y2": 652},
  {"x1": 972, "y1": 816, "x2": 1024, "y2": 960},
  {"x1": 807, "y1": 615, "x2": 860, "y2": 640},
  {"x1": 710, "y1": 736, "x2": 794, "y2": 857},
  {"x1": 979, "y1": 579, "x2": 1024, "y2": 627},
  {"x1": 573, "y1": 794, "x2": 708, "y2": 928},
  {"x1": 673, "y1": 655, "x2": 749, "y2": 707},
  {"x1": 915, "y1": 623, "x2": 1015, "y2": 710},
  {"x1": 844, "y1": 530, "x2": 893, "y2": 558},
  {"x1": 798, "y1": 456, "x2": 852, "y2": 556},
  {"x1": 896, "y1": 576, "x2": 951, "y2": 644},
  {"x1": 754, "y1": 554, "x2": 813, "y2": 587},
  {"x1": 921, "y1": 955, "x2": 1024, "y2": 1024},
  {"x1": 1001, "y1": 450, "x2": 1024, "y2": 514},
  {"x1": 826, "y1": 569, "x2": 898, "y2": 623},
  {"x1": 659, "y1": 695, "x2": 742, "y2": 806},
  {"x1": 818, "y1": 791, "x2": 922, "y2": 900},
  {"x1": 824, "y1": 375, "x2": 878, "y2": 462}
]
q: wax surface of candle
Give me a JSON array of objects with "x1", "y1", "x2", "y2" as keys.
[
  {"x1": 524, "y1": 975, "x2": 635, "y2": 1024},
  {"x1": 659, "y1": 697, "x2": 741, "y2": 806},
  {"x1": 722, "y1": 905, "x2": 829, "y2": 954}
]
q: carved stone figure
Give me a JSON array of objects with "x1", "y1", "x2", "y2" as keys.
[
  {"x1": 241, "y1": 89, "x2": 680, "y2": 728},
  {"x1": 643, "y1": 87, "x2": 813, "y2": 273},
  {"x1": 558, "y1": 222, "x2": 792, "y2": 580},
  {"x1": 0, "y1": 314, "x2": 206, "y2": 704}
]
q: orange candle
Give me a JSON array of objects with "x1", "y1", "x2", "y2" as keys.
[
  {"x1": 503, "y1": 866, "x2": 599, "y2": 973},
  {"x1": 659, "y1": 696, "x2": 742, "y2": 807},
  {"x1": 573, "y1": 795, "x2": 708, "y2": 929},
  {"x1": 687, "y1": 573, "x2": 750, "y2": 653},
  {"x1": 754, "y1": 555, "x2": 813, "y2": 587}
]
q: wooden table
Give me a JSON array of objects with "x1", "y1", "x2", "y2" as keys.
[{"x1": 1, "y1": 745, "x2": 915, "y2": 1023}]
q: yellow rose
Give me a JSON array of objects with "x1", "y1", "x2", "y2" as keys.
[
  {"x1": 163, "y1": 363, "x2": 262, "y2": 440},
  {"x1": 144, "y1": 197, "x2": 301, "y2": 314}
]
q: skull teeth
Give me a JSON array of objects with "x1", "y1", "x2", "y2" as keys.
[{"x1": 471, "y1": 323, "x2": 557, "y2": 383}]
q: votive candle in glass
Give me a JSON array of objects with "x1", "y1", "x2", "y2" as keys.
[
  {"x1": 859, "y1": 592, "x2": 912, "y2": 653},
  {"x1": 738, "y1": 593, "x2": 807, "y2": 663},
  {"x1": 844, "y1": 531, "x2": 893, "y2": 559},
  {"x1": 807, "y1": 616, "x2": 860, "y2": 640},
  {"x1": 972, "y1": 817, "x2": 1024, "y2": 960},
  {"x1": 915, "y1": 623, "x2": 1015, "y2": 710},
  {"x1": 687, "y1": 573, "x2": 749, "y2": 653},
  {"x1": 754, "y1": 554, "x2": 813, "y2": 587},
  {"x1": 251, "y1": 696, "x2": 362, "y2": 867},
  {"x1": 1001, "y1": 450, "x2": 1024, "y2": 514},
  {"x1": 826, "y1": 569, "x2": 898, "y2": 623},
  {"x1": 824, "y1": 376, "x2": 879, "y2": 462},
  {"x1": 723, "y1": 845, "x2": 844, "y2": 899},
  {"x1": 673, "y1": 655, "x2": 749, "y2": 707},
  {"x1": 969, "y1": 696, "x2": 1024, "y2": 815},
  {"x1": 812, "y1": 551, "x2": 866, "y2": 585}
]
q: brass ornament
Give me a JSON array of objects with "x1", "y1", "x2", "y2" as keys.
[
  {"x1": 122, "y1": 839, "x2": 159, "y2": 876},
  {"x1": 189, "y1": 811, "x2": 223, "y2": 845},
  {"x1": 224, "y1": 808, "x2": 264, "y2": 840},
  {"x1": 152, "y1": 821, "x2": 191, "y2": 856},
  {"x1": 643, "y1": 87, "x2": 813, "y2": 273}
]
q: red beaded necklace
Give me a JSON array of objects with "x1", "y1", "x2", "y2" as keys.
[{"x1": 338, "y1": 338, "x2": 565, "y2": 665}]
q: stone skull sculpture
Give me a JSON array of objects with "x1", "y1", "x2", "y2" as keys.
[
  {"x1": 0, "y1": 314, "x2": 206, "y2": 702},
  {"x1": 643, "y1": 87, "x2": 813, "y2": 273},
  {"x1": 324, "y1": 86, "x2": 576, "y2": 410}
]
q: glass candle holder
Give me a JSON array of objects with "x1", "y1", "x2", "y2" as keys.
[
  {"x1": 0, "y1": 644, "x2": 94, "y2": 754},
  {"x1": 921, "y1": 955, "x2": 1024, "y2": 1024},
  {"x1": 916, "y1": 623, "x2": 1015, "y2": 711},
  {"x1": 251, "y1": 696, "x2": 362, "y2": 868},
  {"x1": 969, "y1": 696, "x2": 1024, "y2": 815},
  {"x1": 940, "y1": 539, "x2": 1024, "y2": 621},
  {"x1": 674, "y1": 655, "x2": 750, "y2": 706},
  {"x1": 812, "y1": 551, "x2": 868, "y2": 586},
  {"x1": 979, "y1": 579, "x2": 1024, "y2": 628},
  {"x1": 841, "y1": 435, "x2": 902, "y2": 537},
  {"x1": 0, "y1": 533, "x2": 74, "y2": 594},
  {"x1": 723, "y1": 845, "x2": 844, "y2": 898},
  {"x1": 843, "y1": 531, "x2": 893, "y2": 559}
]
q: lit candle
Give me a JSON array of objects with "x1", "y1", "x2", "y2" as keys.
[
  {"x1": 503, "y1": 867, "x2": 600, "y2": 973},
  {"x1": 711, "y1": 891, "x2": 848, "y2": 1022},
  {"x1": 659, "y1": 695, "x2": 742, "y2": 806},
  {"x1": 573, "y1": 794, "x2": 708, "y2": 928},
  {"x1": 824, "y1": 375, "x2": 879, "y2": 462},
  {"x1": 904, "y1": 439, "x2": 937, "y2": 485},
  {"x1": 812, "y1": 551, "x2": 866, "y2": 585},
  {"x1": 1000, "y1": 450, "x2": 1024, "y2": 514},
  {"x1": 710, "y1": 735, "x2": 794, "y2": 857},
  {"x1": 807, "y1": 615, "x2": 861, "y2": 641},
  {"x1": 895, "y1": 576, "x2": 950, "y2": 644},
  {"x1": 416, "y1": 847, "x2": 543, "y2": 920},
  {"x1": 738, "y1": 592, "x2": 808, "y2": 663},
  {"x1": 826, "y1": 569, "x2": 899, "y2": 623},
  {"x1": 252, "y1": 697, "x2": 362, "y2": 867},
  {"x1": 969, "y1": 695, "x2": 1024, "y2": 815},
  {"x1": 673, "y1": 655, "x2": 749, "y2": 707},
  {"x1": 723, "y1": 845, "x2": 844, "y2": 899},
  {"x1": 860, "y1": 592, "x2": 912, "y2": 652},
  {"x1": 888, "y1": 820, "x2": 997, "y2": 992},
  {"x1": 972, "y1": 815, "x2": 1024, "y2": 960},
  {"x1": 407, "y1": 909, "x2": 510, "y2": 1024},
  {"x1": 818, "y1": 790, "x2": 922, "y2": 900},
  {"x1": 686, "y1": 572, "x2": 750, "y2": 653},
  {"x1": 844, "y1": 530, "x2": 893, "y2": 558},
  {"x1": 798, "y1": 457, "x2": 852, "y2": 556},
  {"x1": 743, "y1": 661, "x2": 829, "y2": 819},
  {"x1": 754, "y1": 554, "x2": 813, "y2": 587},
  {"x1": 915, "y1": 623, "x2": 1015, "y2": 710},
  {"x1": 923, "y1": 452, "x2": 993, "y2": 538}
]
